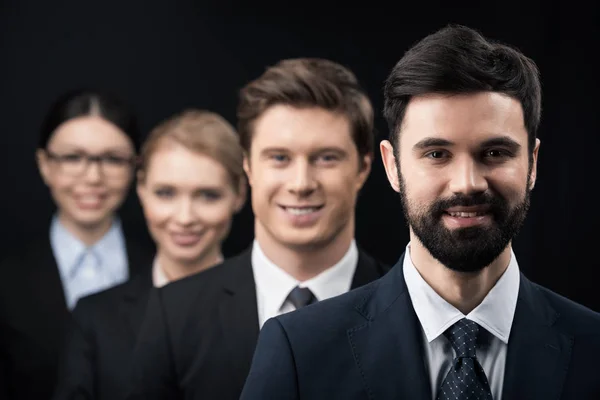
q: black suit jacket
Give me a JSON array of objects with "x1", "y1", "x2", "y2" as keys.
[
  {"x1": 126, "y1": 246, "x2": 389, "y2": 400},
  {"x1": 240, "y1": 253, "x2": 600, "y2": 400},
  {"x1": 0, "y1": 226, "x2": 154, "y2": 400},
  {"x1": 52, "y1": 268, "x2": 153, "y2": 400}
]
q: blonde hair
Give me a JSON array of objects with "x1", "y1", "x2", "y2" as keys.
[{"x1": 138, "y1": 109, "x2": 245, "y2": 192}]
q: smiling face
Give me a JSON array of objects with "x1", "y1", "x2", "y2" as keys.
[
  {"x1": 138, "y1": 142, "x2": 243, "y2": 266},
  {"x1": 244, "y1": 105, "x2": 371, "y2": 251},
  {"x1": 37, "y1": 115, "x2": 135, "y2": 231},
  {"x1": 381, "y1": 92, "x2": 540, "y2": 272}
]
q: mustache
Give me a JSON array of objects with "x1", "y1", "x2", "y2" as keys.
[{"x1": 430, "y1": 192, "x2": 507, "y2": 217}]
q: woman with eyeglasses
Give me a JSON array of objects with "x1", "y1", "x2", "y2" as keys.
[
  {"x1": 51, "y1": 109, "x2": 246, "y2": 400},
  {"x1": 0, "y1": 89, "x2": 155, "y2": 400}
]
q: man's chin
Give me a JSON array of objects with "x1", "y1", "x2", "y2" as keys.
[
  {"x1": 429, "y1": 241, "x2": 507, "y2": 273},
  {"x1": 439, "y1": 258, "x2": 490, "y2": 274},
  {"x1": 284, "y1": 240, "x2": 329, "y2": 252},
  {"x1": 277, "y1": 230, "x2": 342, "y2": 252},
  {"x1": 415, "y1": 226, "x2": 505, "y2": 273},
  {"x1": 448, "y1": 226, "x2": 492, "y2": 241}
]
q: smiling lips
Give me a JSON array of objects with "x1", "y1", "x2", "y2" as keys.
[
  {"x1": 279, "y1": 204, "x2": 325, "y2": 226},
  {"x1": 443, "y1": 205, "x2": 491, "y2": 228},
  {"x1": 445, "y1": 205, "x2": 490, "y2": 216},
  {"x1": 170, "y1": 231, "x2": 204, "y2": 246},
  {"x1": 281, "y1": 205, "x2": 324, "y2": 215},
  {"x1": 74, "y1": 193, "x2": 107, "y2": 210}
]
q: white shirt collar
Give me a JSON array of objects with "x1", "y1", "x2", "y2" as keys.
[
  {"x1": 403, "y1": 242, "x2": 520, "y2": 344},
  {"x1": 152, "y1": 257, "x2": 170, "y2": 288},
  {"x1": 251, "y1": 239, "x2": 359, "y2": 318},
  {"x1": 152, "y1": 254, "x2": 224, "y2": 288}
]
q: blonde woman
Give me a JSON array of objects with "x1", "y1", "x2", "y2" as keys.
[{"x1": 53, "y1": 109, "x2": 246, "y2": 400}]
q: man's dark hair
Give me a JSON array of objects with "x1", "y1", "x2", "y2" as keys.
[{"x1": 384, "y1": 24, "x2": 541, "y2": 156}]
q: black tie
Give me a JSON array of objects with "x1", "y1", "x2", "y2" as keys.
[
  {"x1": 436, "y1": 318, "x2": 493, "y2": 400},
  {"x1": 287, "y1": 286, "x2": 316, "y2": 309}
]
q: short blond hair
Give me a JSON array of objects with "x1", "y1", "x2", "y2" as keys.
[{"x1": 138, "y1": 109, "x2": 244, "y2": 192}]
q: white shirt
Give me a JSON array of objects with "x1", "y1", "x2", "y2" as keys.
[
  {"x1": 152, "y1": 257, "x2": 169, "y2": 288},
  {"x1": 252, "y1": 239, "x2": 359, "y2": 328},
  {"x1": 403, "y1": 243, "x2": 520, "y2": 400},
  {"x1": 151, "y1": 255, "x2": 224, "y2": 288},
  {"x1": 51, "y1": 215, "x2": 129, "y2": 310}
]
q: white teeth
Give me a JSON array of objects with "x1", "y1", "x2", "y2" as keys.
[
  {"x1": 286, "y1": 207, "x2": 319, "y2": 215},
  {"x1": 448, "y1": 211, "x2": 483, "y2": 218}
]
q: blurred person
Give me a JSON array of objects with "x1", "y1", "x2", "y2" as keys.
[
  {"x1": 0, "y1": 89, "x2": 154, "y2": 400},
  {"x1": 52, "y1": 109, "x2": 246, "y2": 400},
  {"x1": 125, "y1": 58, "x2": 390, "y2": 400}
]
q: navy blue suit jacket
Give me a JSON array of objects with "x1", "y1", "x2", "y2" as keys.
[{"x1": 240, "y1": 253, "x2": 600, "y2": 400}]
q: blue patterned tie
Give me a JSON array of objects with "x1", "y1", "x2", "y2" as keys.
[{"x1": 436, "y1": 318, "x2": 493, "y2": 400}]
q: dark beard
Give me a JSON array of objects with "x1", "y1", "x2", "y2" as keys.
[{"x1": 398, "y1": 174, "x2": 530, "y2": 273}]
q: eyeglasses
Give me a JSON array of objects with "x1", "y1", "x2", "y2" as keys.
[{"x1": 45, "y1": 151, "x2": 136, "y2": 178}]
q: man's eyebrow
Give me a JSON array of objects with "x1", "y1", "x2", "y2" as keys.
[
  {"x1": 413, "y1": 137, "x2": 454, "y2": 151},
  {"x1": 479, "y1": 136, "x2": 522, "y2": 150}
]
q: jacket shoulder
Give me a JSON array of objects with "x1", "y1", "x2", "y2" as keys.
[
  {"x1": 277, "y1": 278, "x2": 380, "y2": 333},
  {"x1": 534, "y1": 283, "x2": 600, "y2": 334}
]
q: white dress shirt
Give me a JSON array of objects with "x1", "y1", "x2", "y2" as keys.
[
  {"x1": 252, "y1": 239, "x2": 359, "y2": 328},
  {"x1": 152, "y1": 257, "x2": 169, "y2": 288},
  {"x1": 152, "y1": 255, "x2": 224, "y2": 288},
  {"x1": 403, "y1": 243, "x2": 520, "y2": 400},
  {"x1": 51, "y1": 215, "x2": 129, "y2": 310}
]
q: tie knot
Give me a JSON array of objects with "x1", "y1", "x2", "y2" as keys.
[
  {"x1": 443, "y1": 318, "x2": 480, "y2": 358},
  {"x1": 287, "y1": 286, "x2": 316, "y2": 309}
]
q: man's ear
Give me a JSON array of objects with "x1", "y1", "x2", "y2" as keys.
[
  {"x1": 234, "y1": 177, "x2": 248, "y2": 213},
  {"x1": 355, "y1": 152, "x2": 372, "y2": 191},
  {"x1": 529, "y1": 138, "x2": 541, "y2": 190},
  {"x1": 243, "y1": 153, "x2": 253, "y2": 187},
  {"x1": 380, "y1": 140, "x2": 401, "y2": 192}
]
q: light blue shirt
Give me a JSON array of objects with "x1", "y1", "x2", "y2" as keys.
[{"x1": 50, "y1": 215, "x2": 129, "y2": 310}]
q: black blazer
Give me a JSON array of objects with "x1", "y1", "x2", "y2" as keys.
[
  {"x1": 0, "y1": 225, "x2": 154, "y2": 400},
  {"x1": 240, "y1": 253, "x2": 600, "y2": 400},
  {"x1": 125, "y1": 246, "x2": 390, "y2": 400},
  {"x1": 52, "y1": 269, "x2": 153, "y2": 400}
]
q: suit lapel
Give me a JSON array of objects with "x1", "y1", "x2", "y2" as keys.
[
  {"x1": 350, "y1": 250, "x2": 384, "y2": 289},
  {"x1": 501, "y1": 274, "x2": 572, "y2": 400},
  {"x1": 348, "y1": 253, "x2": 431, "y2": 400},
  {"x1": 19, "y1": 237, "x2": 71, "y2": 357},
  {"x1": 218, "y1": 249, "x2": 260, "y2": 382},
  {"x1": 120, "y1": 269, "x2": 153, "y2": 346},
  {"x1": 120, "y1": 220, "x2": 154, "y2": 345},
  {"x1": 35, "y1": 237, "x2": 69, "y2": 317},
  {"x1": 122, "y1": 222, "x2": 155, "y2": 277}
]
